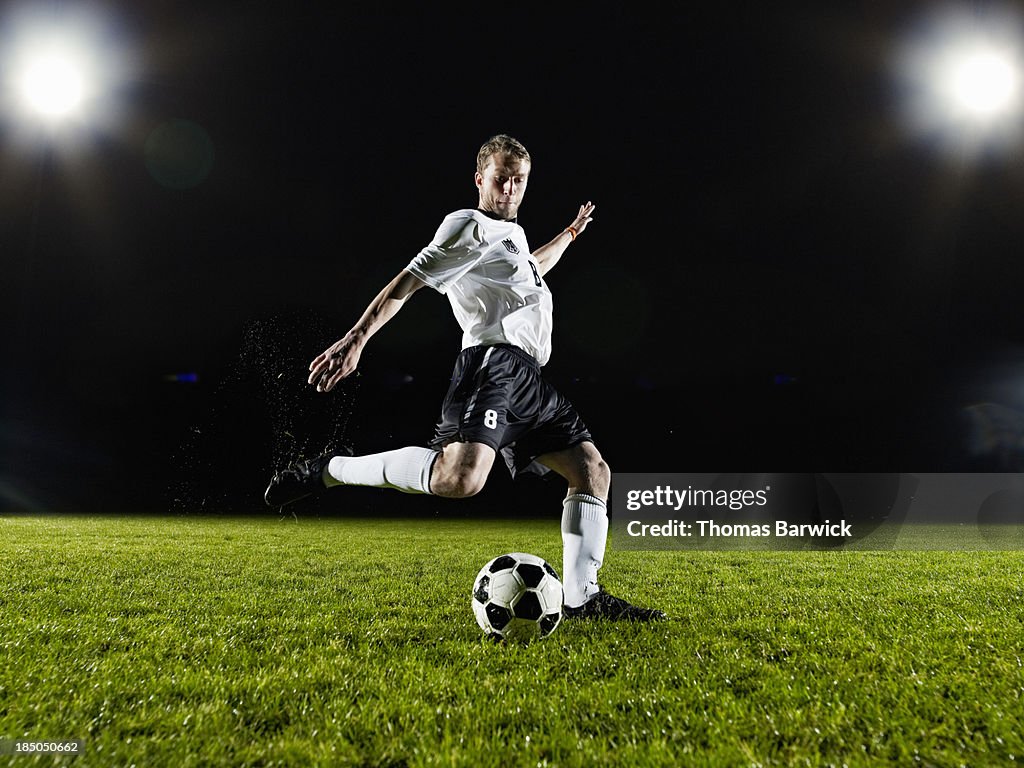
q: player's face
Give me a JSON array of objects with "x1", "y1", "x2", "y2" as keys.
[{"x1": 476, "y1": 154, "x2": 530, "y2": 220}]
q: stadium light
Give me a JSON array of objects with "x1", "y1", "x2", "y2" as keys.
[
  {"x1": 18, "y1": 49, "x2": 86, "y2": 118},
  {"x1": 947, "y1": 49, "x2": 1019, "y2": 117},
  {"x1": 1, "y1": 3, "x2": 127, "y2": 136},
  {"x1": 894, "y1": 3, "x2": 1024, "y2": 159}
]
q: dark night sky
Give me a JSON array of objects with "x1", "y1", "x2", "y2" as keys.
[{"x1": 4, "y1": 1, "x2": 1024, "y2": 513}]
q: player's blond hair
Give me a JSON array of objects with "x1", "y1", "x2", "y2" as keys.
[{"x1": 476, "y1": 134, "x2": 531, "y2": 173}]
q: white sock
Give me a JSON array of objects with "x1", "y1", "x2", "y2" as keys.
[
  {"x1": 561, "y1": 493, "x2": 608, "y2": 608},
  {"x1": 325, "y1": 446, "x2": 438, "y2": 495}
]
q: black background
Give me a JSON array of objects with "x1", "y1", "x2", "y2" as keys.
[{"x1": 3, "y1": 1, "x2": 1024, "y2": 515}]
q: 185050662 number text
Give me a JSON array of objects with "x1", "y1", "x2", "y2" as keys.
[{"x1": 0, "y1": 740, "x2": 83, "y2": 755}]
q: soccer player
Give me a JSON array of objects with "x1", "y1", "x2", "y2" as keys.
[{"x1": 265, "y1": 134, "x2": 664, "y2": 621}]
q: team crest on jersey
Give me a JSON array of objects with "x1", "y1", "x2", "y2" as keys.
[{"x1": 502, "y1": 238, "x2": 520, "y2": 254}]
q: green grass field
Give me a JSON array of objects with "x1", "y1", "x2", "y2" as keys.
[{"x1": 1, "y1": 514, "x2": 1022, "y2": 767}]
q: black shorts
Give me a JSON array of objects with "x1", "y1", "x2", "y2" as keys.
[{"x1": 429, "y1": 344, "x2": 594, "y2": 477}]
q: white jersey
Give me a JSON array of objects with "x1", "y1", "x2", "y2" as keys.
[{"x1": 406, "y1": 209, "x2": 554, "y2": 365}]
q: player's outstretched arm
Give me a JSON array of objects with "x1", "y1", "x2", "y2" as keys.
[
  {"x1": 533, "y1": 202, "x2": 595, "y2": 276},
  {"x1": 308, "y1": 269, "x2": 426, "y2": 393}
]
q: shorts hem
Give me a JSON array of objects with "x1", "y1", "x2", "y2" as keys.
[{"x1": 428, "y1": 432, "x2": 502, "y2": 454}]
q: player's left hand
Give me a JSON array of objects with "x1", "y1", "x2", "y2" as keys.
[{"x1": 569, "y1": 202, "x2": 596, "y2": 236}]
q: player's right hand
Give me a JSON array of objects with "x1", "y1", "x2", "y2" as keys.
[{"x1": 308, "y1": 335, "x2": 361, "y2": 392}]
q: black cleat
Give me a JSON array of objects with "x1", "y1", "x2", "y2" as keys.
[
  {"x1": 264, "y1": 454, "x2": 332, "y2": 508},
  {"x1": 563, "y1": 588, "x2": 667, "y2": 622}
]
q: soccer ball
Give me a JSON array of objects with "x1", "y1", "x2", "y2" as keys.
[{"x1": 472, "y1": 552, "x2": 564, "y2": 642}]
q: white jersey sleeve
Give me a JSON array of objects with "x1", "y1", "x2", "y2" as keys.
[{"x1": 406, "y1": 212, "x2": 484, "y2": 293}]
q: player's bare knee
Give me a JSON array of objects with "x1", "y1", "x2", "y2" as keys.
[
  {"x1": 429, "y1": 442, "x2": 494, "y2": 498},
  {"x1": 589, "y1": 456, "x2": 611, "y2": 498},
  {"x1": 454, "y1": 470, "x2": 488, "y2": 498},
  {"x1": 432, "y1": 468, "x2": 487, "y2": 498},
  {"x1": 569, "y1": 444, "x2": 610, "y2": 498}
]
